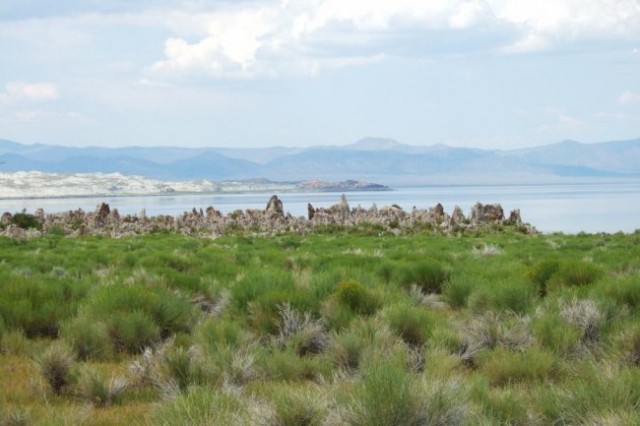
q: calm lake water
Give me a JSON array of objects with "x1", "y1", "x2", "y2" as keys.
[{"x1": 2, "y1": 182, "x2": 639, "y2": 234}]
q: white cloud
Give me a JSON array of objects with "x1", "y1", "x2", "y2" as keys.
[
  {"x1": 13, "y1": 110, "x2": 93, "y2": 125},
  {"x1": 538, "y1": 114, "x2": 587, "y2": 133},
  {"x1": 619, "y1": 90, "x2": 640, "y2": 104},
  {"x1": 0, "y1": 81, "x2": 59, "y2": 105},
  {"x1": 595, "y1": 111, "x2": 629, "y2": 121},
  {"x1": 6, "y1": 81, "x2": 59, "y2": 102},
  {"x1": 3, "y1": 1, "x2": 639, "y2": 79},
  {"x1": 147, "y1": 0, "x2": 640, "y2": 78}
]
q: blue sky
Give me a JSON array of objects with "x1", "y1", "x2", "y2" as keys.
[{"x1": 1, "y1": 0, "x2": 639, "y2": 149}]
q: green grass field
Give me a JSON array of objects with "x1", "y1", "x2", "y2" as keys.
[{"x1": 1, "y1": 228, "x2": 640, "y2": 425}]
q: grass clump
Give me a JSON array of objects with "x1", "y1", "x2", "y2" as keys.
[
  {"x1": 442, "y1": 275, "x2": 474, "y2": 309},
  {"x1": 351, "y1": 360, "x2": 415, "y2": 426},
  {"x1": 151, "y1": 386, "x2": 248, "y2": 425},
  {"x1": 61, "y1": 318, "x2": 112, "y2": 360},
  {"x1": 528, "y1": 259, "x2": 560, "y2": 297},
  {"x1": 554, "y1": 260, "x2": 603, "y2": 288},
  {"x1": 81, "y1": 283, "x2": 196, "y2": 353},
  {"x1": 277, "y1": 304, "x2": 328, "y2": 356},
  {"x1": 35, "y1": 342, "x2": 76, "y2": 395},
  {"x1": 385, "y1": 303, "x2": 433, "y2": 347},
  {"x1": 75, "y1": 367, "x2": 130, "y2": 407},
  {"x1": 468, "y1": 279, "x2": 535, "y2": 315},
  {"x1": 478, "y1": 347, "x2": 557, "y2": 386},
  {"x1": 265, "y1": 383, "x2": 329, "y2": 426}
]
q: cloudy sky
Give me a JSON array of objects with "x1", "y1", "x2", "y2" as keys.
[{"x1": 1, "y1": 0, "x2": 639, "y2": 149}]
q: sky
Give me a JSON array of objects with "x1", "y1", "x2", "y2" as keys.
[{"x1": 0, "y1": 0, "x2": 639, "y2": 149}]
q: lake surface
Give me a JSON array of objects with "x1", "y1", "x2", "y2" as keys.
[{"x1": 2, "y1": 182, "x2": 639, "y2": 234}]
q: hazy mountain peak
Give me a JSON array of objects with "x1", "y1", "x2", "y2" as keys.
[{"x1": 348, "y1": 137, "x2": 407, "y2": 150}]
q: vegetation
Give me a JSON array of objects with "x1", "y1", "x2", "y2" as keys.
[{"x1": 1, "y1": 228, "x2": 640, "y2": 424}]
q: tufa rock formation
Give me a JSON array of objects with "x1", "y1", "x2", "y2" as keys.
[
  {"x1": 0, "y1": 198, "x2": 535, "y2": 239},
  {"x1": 265, "y1": 195, "x2": 284, "y2": 217}
]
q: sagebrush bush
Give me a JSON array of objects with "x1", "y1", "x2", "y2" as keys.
[
  {"x1": 560, "y1": 298, "x2": 604, "y2": 343},
  {"x1": 277, "y1": 304, "x2": 328, "y2": 356}
]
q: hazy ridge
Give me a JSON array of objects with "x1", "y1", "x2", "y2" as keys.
[{"x1": 1, "y1": 137, "x2": 639, "y2": 185}]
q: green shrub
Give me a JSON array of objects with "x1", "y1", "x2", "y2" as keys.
[
  {"x1": 232, "y1": 270, "x2": 295, "y2": 312},
  {"x1": 330, "y1": 330, "x2": 367, "y2": 372},
  {"x1": 543, "y1": 363, "x2": 640, "y2": 424},
  {"x1": 196, "y1": 317, "x2": 245, "y2": 353},
  {"x1": 474, "y1": 386, "x2": 530, "y2": 425},
  {"x1": 352, "y1": 360, "x2": 416, "y2": 426},
  {"x1": 162, "y1": 346, "x2": 206, "y2": 393},
  {"x1": 414, "y1": 377, "x2": 471, "y2": 425},
  {"x1": 532, "y1": 312, "x2": 581, "y2": 356},
  {"x1": 109, "y1": 310, "x2": 161, "y2": 353},
  {"x1": 267, "y1": 383, "x2": 328, "y2": 426},
  {"x1": 554, "y1": 261, "x2": 603, "y2": 287},
  {"x1": 478, "y1": 347, "x2": 556, "y2": 386},
  {"x1": 528, "y1": 259, "x2": 560, "y2": 296},
  {"x1": 10, "y1": 212, "x2": 42, "y2": 230},
  {"x1": 0, "y1": 277, "x2": 89, "y2": 338},
  {"x1": 0, "y1": 328, "x2": 31, "y2": 355},
  {"x1": 333, "y1": 280, "x2": 380, "y2": 316},
  {"x1": 603, "y1": 276, "x2": 640, "y2": 309},
  {"x1": 468, "y1": 280, "x2": 534, "y2": 315},
  {"x1": 82, "y1": 283, "x2": 195, "y2": 353},
  {"x1": 61, "y1": 319, "x2": 112, "y2": 360},
  {"x1": 442, "y1": 276, "x2": 474, "y2": 309},
  {"x1": 401, "y1": 261, "x2": 450, "y2": 294},
  {"x1": 385, "y1": 304, "x2": 433, "y2": 347},
  {"x1": 260, "y1": 348, "x2": 332, "y2": 382}
]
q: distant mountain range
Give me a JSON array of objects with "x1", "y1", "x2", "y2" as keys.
[{"x1": 1, "y1": 137, "x2": 639, "y2": 185}]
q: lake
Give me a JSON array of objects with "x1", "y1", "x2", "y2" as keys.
[{"x1": 2, "y1": 182, "x2": 639, "y2": 234}]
